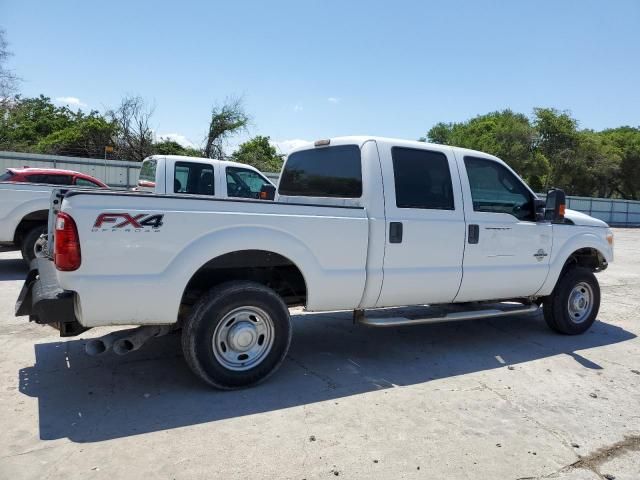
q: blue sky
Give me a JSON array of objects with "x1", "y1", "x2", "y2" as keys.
[{"x1": 2, "y1": 0, "x2": 639, "y2": 153}]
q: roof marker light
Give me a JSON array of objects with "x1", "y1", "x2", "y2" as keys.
[{"x1": 314, "y1": 139, "x2": 330, "y2": 147}]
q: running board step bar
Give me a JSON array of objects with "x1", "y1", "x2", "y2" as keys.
[{"x1": 357, "y1": 304, "x2": 540, "y2": 328}]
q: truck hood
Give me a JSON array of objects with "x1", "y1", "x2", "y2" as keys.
[{"x1": 564, "y1": 208, "x2": 609, "y2": 228}]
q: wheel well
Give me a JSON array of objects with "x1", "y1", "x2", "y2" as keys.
[
  {"x1": 180, "y1": 250, "x2": 307, "y2": 319},
  {"x1": 14, "y1": 210, "x2": 48, "y2": 245},
  {"x1": 563, "y1": 248, "x2": 607, "y2": 274}
]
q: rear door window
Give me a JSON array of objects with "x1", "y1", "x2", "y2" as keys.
[
  {"x1": 278, "y1": 145, "x2": 362, "y2": 197},
  {"x1": 75, "y1": 177, "x2": 102, "y2": 187},
  {"x1": 27, "y1": 174, "x2": 73, "y2": 185},
  {"x1": 391, "y1": 147, "x2": 455, "y2": 210},
  {"x1": 174, "y1": 162, "x2": 214, "y2": 195}
]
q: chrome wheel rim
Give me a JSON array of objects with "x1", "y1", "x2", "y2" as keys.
[
  {"x1": 212, "y1": 306, "x2": 274, "y2": 371},
  {"x1": 567, "y1": 282, "x2": 594, "y2": 324}
]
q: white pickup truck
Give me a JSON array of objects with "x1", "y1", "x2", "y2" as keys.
[
  {"x1": 16, "y1": 136, "x2": 614, "y2": 389},
  {"x1": 0, "y1": 156, "x2": 273, "y2": 263}
]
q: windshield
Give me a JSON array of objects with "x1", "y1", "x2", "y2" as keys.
[{"x1": 139, "y1": 159, "x2": 157, "y2": 183}]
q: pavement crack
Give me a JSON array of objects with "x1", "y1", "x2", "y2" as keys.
[
  {"x1": 478, "y1": 380, "x2": 575, "y2": 453},
  {"x1": 286, "y1": 354, "x2": 337, "y2": 389},
  {"x1": 569, "y1": 435, "x2": 640, "y2": 478}
]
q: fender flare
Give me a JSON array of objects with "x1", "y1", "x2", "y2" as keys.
[
  {"x1": 161, "y1": 225, "x2": 321, "y2": 312},
  {"x1": 536, "y1": 232, "x2": 611, "y2": 296}
]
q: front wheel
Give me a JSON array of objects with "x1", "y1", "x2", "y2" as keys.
[
  {"x1": 182, "y1": 281, "x2": 292, "y2": 389},
  {"x1": 543, "y1": 267, "x2": 600, "y2": 335}
]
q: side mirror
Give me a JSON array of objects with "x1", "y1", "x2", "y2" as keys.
[
  {"x1": 544, "y1": 189, "x2": 566, "y2": 223},
  {"x1": 259, "y1": 184, "x2": 276, "y2": 201},
  {"x1": 534, "y1": 199, "x2": 546, "y2": 222}
]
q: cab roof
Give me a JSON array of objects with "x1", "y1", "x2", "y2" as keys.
[
  {"x1": 287, "y1": 136, "x2": 503, "y2": 163},
  {"x1": 146, "y1": 155, "x2": 265, "y2": 172}
]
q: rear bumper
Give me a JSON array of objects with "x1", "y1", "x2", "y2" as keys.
[{"x1": 15, "y1": 258, "x2": 88, "y2": 337}]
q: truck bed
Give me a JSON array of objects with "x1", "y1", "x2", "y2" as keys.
[{"x1": 57, "y1": 190, "x2": 370, "y2": 326}]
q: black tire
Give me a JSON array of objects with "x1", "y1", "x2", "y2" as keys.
[
  {"x1": 182, "y1": 281, "x2": 292, "y2": 389},
  {"x1": 20, "y1": 224, "x2": 47, "y2": 264},
  {"x1": 543, "y1": 266, "x2": 600, "y2": 335}
]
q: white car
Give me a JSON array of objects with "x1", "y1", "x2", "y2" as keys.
[{"x1": 16, "y1": 137, "x2": 614, "y2": 389}]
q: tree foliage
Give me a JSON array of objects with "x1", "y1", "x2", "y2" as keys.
[
  {"x1": 0, "y1": 95, "x2": 118, "y2": 157},
  {"x1": 0, "y1": 28, "x2": 19, "y2": 101},
  {"x1": 425, "y1": 108, "x2": 640, "y2": 198},
  {"x1": 232, "y1": 135, "x2": 284, "y2": 172},
  {"x1": 153, "y1": 139, "x2": 202, "y2": 157},
  {"x1": 203, "y1": 97, "x2": 249, "y2": 159},
  {"x1": 106, "y1": 96, "x2": 155, "y2": 162}
]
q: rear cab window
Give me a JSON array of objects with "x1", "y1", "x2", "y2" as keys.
[{"x1": 278, "y1": 145, "x2": 362, "y2": 197}]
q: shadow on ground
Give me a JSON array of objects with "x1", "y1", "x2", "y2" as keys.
[
  {"x1": 0, "y1": 257, "x2": 27, "y2": 282},
  {"x1": 19, "y1": 309, "x2": 635, "y2": 443}
]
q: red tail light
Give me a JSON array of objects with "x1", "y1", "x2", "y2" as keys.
[{"x1": 54, "y1": 212, "x2": 81, "y2": 271}]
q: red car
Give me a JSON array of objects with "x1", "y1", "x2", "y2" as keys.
[{"x1": 0, "y1": 167, "x2": 108, "y2": 188}]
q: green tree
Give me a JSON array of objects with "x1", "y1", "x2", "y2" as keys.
[
  {"x1": 599, "y1": 127, "x2": 640, "y2": 199},
  {"x1": 232, "y1": 135, "x2": 284, "y2": 172},
  {"x1": 203, "y1": 97, "x2": 249, "y2": 159},
  {"x1": 425, "y1": 109, "x2": 548, "y2": 190},
  {"x1": 153, "y1": 139, "x2": 202, "y2": 157},
  {"x1": 532, "y1": 108, "x2": 580, "y2": 191},
  {"x1": 35, "y1": 113, "x2": 117, "y2": 158},
  {"x1": 0, "y1": 28, "x2": 19, "y2": 100},
  {"x1": 0, "y1": 95, "x2": 79, "y2": 151}
]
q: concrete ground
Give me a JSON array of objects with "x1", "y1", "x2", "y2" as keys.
[{"x1": 0, "y1": 229, "x2": 638, "y2": 480}]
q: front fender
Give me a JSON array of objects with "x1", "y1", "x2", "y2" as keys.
[{"x1": 536, "y1": 229, "x2": 612, "y2": 296}]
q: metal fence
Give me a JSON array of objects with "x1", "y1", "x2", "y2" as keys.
[
  {"x1": 564, "y1": 195, "x2": 640, "y2": 227},
  {"x1": 0, "y1": 151, "x2": 140, "y2": 188},
  {"x1": 1, "y1": 150, "x2": 638, "y2": 226},
  {"x1": 0, "y1": 151, "x2": 281, "y2": 189}
]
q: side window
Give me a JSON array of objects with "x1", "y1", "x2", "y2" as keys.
[
  {"x1": 28, "y1": 174, "x2": 72, "y2": 185},
  {"x1": 75, "y1": 177, "x2": 101, "y2": 187},
  {"x1": 279, "y1": 145, "x2": 362, "y2": 198},
  {"x1": 391, "y1": 147, "x2": 455, "y2": 210},
  {"x1": 226, "y1": 167, "x2": 270, "y2": 198},
  {"x1": 174, "y1": 162, "x2": 214, "y2": 195},
  {"x1": 464, "y1": 156, "x2": 533, "y2": 220}
]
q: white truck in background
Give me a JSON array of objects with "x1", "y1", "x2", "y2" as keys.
[
  {"x1": 16, "y1": 137, "x2": 614, "y2": 389},
  {"x1": 134, "y1": 155, "x2": 274, "y2": 199},
  {"x1": 0, "y1": 156, "x2": 274, "y2": 263}
]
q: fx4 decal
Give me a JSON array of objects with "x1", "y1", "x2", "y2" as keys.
[{"x1": 92, "y1": 213, "x2": 164, "y2": 231}]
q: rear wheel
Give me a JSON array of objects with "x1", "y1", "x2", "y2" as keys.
[
  {"x1": 20, "y1": 225, "x2": 47, "y2": 264},
  {"x1": 543, "y1": 267, "x2": 600, "y2": 335},
  {"x1": 182, "y1": 281, "x2": 292, "y2": 389}
]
